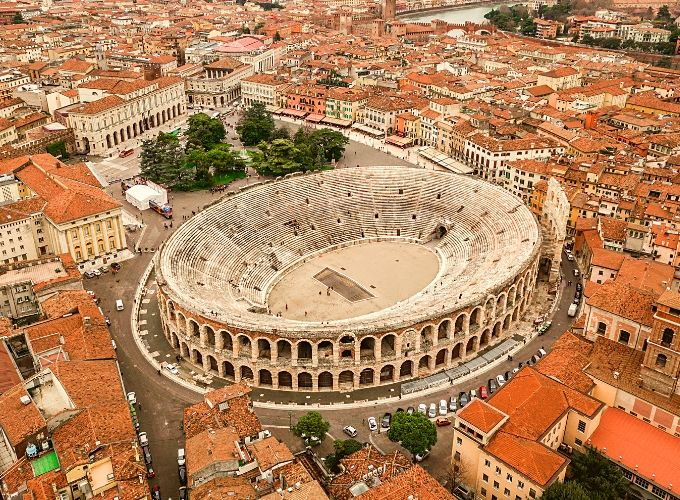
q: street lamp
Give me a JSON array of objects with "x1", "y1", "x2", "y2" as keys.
[{"x1": 288, "y1": 411, "x2": 292, "y2": 430}]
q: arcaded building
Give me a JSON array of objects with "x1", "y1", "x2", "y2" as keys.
[{"x1": 155, "y1": 166, "x2": 541, "y2": 391}]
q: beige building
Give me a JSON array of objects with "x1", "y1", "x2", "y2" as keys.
[
  {"x1": 241, "y1": 73, "x2": 289, "y2": 108},
  {"x1": 66, "y1": 76, "x2": 187, "y2": 156},
  {"x1": 325, "y1": 87, "x2": 369, "y2": 122},
  {"x1": 536, "y1": 67, "x2": 581, "y2": 91},
  {"x1": 186, "y1": 58, "x2": 254, "y2": 109}
]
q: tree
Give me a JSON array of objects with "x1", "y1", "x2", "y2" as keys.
[
  {"x1": 185, "y1": 113, "x2": 226, "y2": 151},
  {"x1": 520, "y1": 18, "x2": 537, "y2": 35},
  {"x1": 207, "y1": 144, "x2": 244, "y2": 175},
  {"x1": 12, "y1": 11, "x2": 23, "y2": 24},
  {"x1": 292, "y1": 411, "x2": 329, "y2": 443},
  {"x1": 581, "y1": 34, "x2": 595, "y2": 45},
  {"x1": 139, "y1": 132, "x2": 187, "y2": 186},
  {"x1": 542, "y1": 481, "x2": 591, "y2": 500},
  {"x1": 442, "y1": 461, "x2": 470, "y2": 493},
  {"x1": 656, "y1": 4, "x2": 672, "y2": 22},
  {"x1": 236, "y1": 102, "x2": 275, "y2": 146},
  {"x1": 568, "y1": 448, "x2": 629, "y2": 500},
  {"x1": 308, "y1": 128, "x2": 349, "y2": 162},
  {"x1": 271, "y1": 126, "x2": 290, "y2": 140},
  {"x1": 273, "y1": 31, "x2": 282, "y2": 42},
  {"x1": 251, "y1": 139, "x2": 310, "y2": 176},
  {"x1": 325, "y1": 439, "x2": 363, "y2": 472},
  {"x1": 387, "y1": 411, "x2": 437, "y2": 457}
]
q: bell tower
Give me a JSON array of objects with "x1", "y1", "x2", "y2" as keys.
[
  {"x1": 383, "y1": 0, "x2": 395, "y2": 21},
  {"x1": 641, "y1": 290, "x2": 680, "y2": 397}
]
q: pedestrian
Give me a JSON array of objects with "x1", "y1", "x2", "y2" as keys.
[
  {"x1": 137, "y1": 402, "x2": 142, "y2": 410},
  {"x1": 285, "y1": 303, "x2": 288, "y2": 310}
]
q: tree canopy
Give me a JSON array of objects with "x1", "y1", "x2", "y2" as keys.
[
  {"x1": 185, "y1": 113, "x2": 226, "y2": 151},
  {"x1": 292, "y1": 411, "x2": 330, "y2": 443},
  {"x1": 567, "y1": 448, "x2": 629, "y2": 500},
  {"x1": 12, "y1": 11, "x2": 24, "y2": 24},
  {"x1": 139, "y1": 132, "x2": 187, "y2": 186},
  {"x1": 325, "y1": 439, "x2": 363, "y2": 472},
  {"x1": 236, "y1": 102, "x2": 276, "y2": 146},
  {"x1": 542, "y1": 481, "x2": 591, "y2": 500},
  {"x1": 387, "y1": 411, "x2": 437, "y2": 456}
]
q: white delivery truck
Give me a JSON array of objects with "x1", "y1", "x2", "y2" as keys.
[{"x1": 568, "y1": 303, "x2": 578, "y2": 317}]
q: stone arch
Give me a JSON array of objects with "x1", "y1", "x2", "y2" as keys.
[
  {"x1": 360, "y1": 337, "x2": 375, "y2": 360},
  {"x1": 418, "y1": 354, "x2": 431, "y2": 370},
  {"x1": 380, "y1": 364, "x2": 395, "y2": 383},
  {"x1": 504, "y1": 314, "x2": 511, "y2": 331},
  {"x1": 438, "y1": 319, "x2": 451, "y2": 340},
  {"x1": 170, "y1": 332, "x2": 179, "y2": 348},
  {"x1": 238, "y1": 335, "x2": 252, "y2": 357},
  {"x1": 484, "y1": 297, "x2": 495, "y2": 320},
  {"x1": 297, "y1": 341, "x2": 312, "y2": 361},
  {"x1": 257, "y1": 338, "x2": 271, "y2": 360},
  {"x1": 206, "y1": 326, "x2": 215, "y2": 346},
  {"x1": 278, "y1": 371, "x2": 292, "y2": 388},
  {"x1": 451, "y1": 343, "x2": 462, "y2": 361},
  {"x1": 106, "y1": 134, "x2": 112, "y2": 149},
  {"x1": 298, "y1": 372, "x2": 312, "y2": 389},
  {"x1": 189, "y1": 320, "x2": 200, "y2": 338},
  {"x1": 359, "y1": 368, "x2": 374, "y2": 386},
  {"x1": 470, "y1": 307, "x2": 482, "y2": 329},
  {"x1": 318, "y1": 340, "x2": 334, "y2": 362},
  {"x1": 399, "y1": 360, "x2": 413, "y2": 378},
  {"x1": 512, "y1": 307, "x2": 519, "y2": 322},
  {"x1": 223, "y1": 361, "x2": 235, "y2": 380},
  {"x1": 454, "y1": 314, "x2": 466, "y2": 336},
  {"x1": 259, "y1": 369, "x2": 272, "y2": 386},
  {"x1": 318, "y1": 371, "x2": 333, "y2": 389},
  {"x1": 381, "y1": 334, "x2": 396, "y2": 357},
  {"x1": 180, "y1": 342, "x2": 189, "y2": 358},
  {"x1": 435, "y1": 348, "x2": 447, "y2": 367},
  {"x1": 508, "y1": 286, "x2": 517, "y2": 308},
  {"x1": 192, "y1": 348, "x2": 203, "y2": 365},
  {"x1": 207, "y1": 355, "x2": 218, "y2": 373},
  {"x1": 420, "y1": 325, "x2": 434, "y2": 349},
  {"x1": 221, "y1": 331, "x2": 233, "y2": 352},
  {"x1": 496, "y1": 293, "x2": 507, "y2": 314},
  {"x1": 493, "y1": 322, "x2": 501, "y2": 338},
  {"x1": 277, "y1": 339, "x2": 292, "y2": 359},
  {"x1": 465, "y1": 337, "x2": 477, "y2": 356},
  {"x1": 240, "y1": 365, "x2": 254, "y2": 381},
  {"x1": 113, "y1": 130, "x2": 119, "y2": 145},
  {"x1": 338, "y1": 370, "x2": 354, "y2": 388},
  {"x1": 480, "y1": 329, "x2": 490, "y2": 348}
]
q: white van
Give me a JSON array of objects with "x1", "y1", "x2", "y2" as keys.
[
  {"x1": 568, "y1": 303, "x2": 578, "y2": 317},
  {"x1": 116, "y1": 299, "x2": 124, "y2": 311}
]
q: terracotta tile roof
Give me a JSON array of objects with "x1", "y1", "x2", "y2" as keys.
[
  {"x1": 534, "y1": 332, "x2": 595, "y2": 393},
  {"x1": 248, "y1": 436, "x2": 294, "y2": 472},
  {"x1": 587, "y1": 281, "x2": 656, "y2": 327},
  {"x1": 0, "y1": 384, "x2": 46, "y2": 446},
  {"x1": 615, "y1": 258, "x2": 674, "y2": 295},
  {"x1": 50, "y1": 359, "x2": 126, "y2": 409},
  {"x1": 190, "y1": 476, "x2": 257, "y2": 500},
  {"x1": 656, "y1": 289, "x2": 680, "y2": 310},
  {"x1": 457, "y1": 398, "x2": 507, "y2": 433},
  {"x1": 186, "y1": 427, "x2": 240, "y2": 480},
  {"x1": 590, "y1": 247, "x2": 625, "y2": 271},
  {"x1": 599, "y1": 216, "x2": 626, "y2": 242},
  {"x1": 0, "y1": 340, "x2": 21, "y2": 395},
  {"x1": 0, "y1": 197, "x2": 46, "y2": 225},
  {"x1": 357, "y1": 464, "x2": 454, "y2": 500},
  {"x1": 69, "y1": 94, "x2": 125, "y2": 115},
  {"x1": 204, "y1": 57, "x2": 243, "y2": 70},
  {"x1": 589, "y1": 408, "x2": 680, "y2": 496}
]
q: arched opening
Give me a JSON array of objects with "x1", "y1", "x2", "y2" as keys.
[
  {"x1": 318, "y1": 371, "x2": 333, "y2": 389},
  {"x1": 399, "y1": 360, "x2": 413, "y2": 378},
  {"x1": 485, "y1": 298, "x2": 495, "y2": 320},
  {"x1": 662, "y1": 328, "x2": 674, "y2": 347},
  {"x1": 512, "y1": 308, "x2": 519, "y2": 322},
  {"x1": 221, "y1": 331, "x2": 233, "y2": 352},
  {"x1": 240, "y1": 365, "x2": 254, "y2": 381},
  {"x1": 318, "y1": 341, "x2": 334, "y2": 362},
  {"x1": 504, "y1": 314, "x2": 511, "y2": 331},
  {"x1": 106, "y1": 134, "x2": 112, "y2": 149},
  {"x1": 338, "y1": 370, "x2": 354, "y2": 388},
  {"x1": 257, "y1": 339, "x2": 271, "y2": 360},
  {"x1": 360, "y1": 337, "x2": 375, "y2": 360},
  {"x1": 496, "y1": 294, "x2": 506, "y2": 313},
  {"x1": 418, "y1": 355, "x2": 431, "y2": 371},
  {"x1": 435, "y1": 224, "x2": 447, "y2": 239},
  {"x1": 278, "y1": 371, "x2": 292, "y2": 388},
  {"x1": 259, "y1": 369, "x2": 272, "y2": 386},
  {"x1": 656, "y1": 354, "x2": 667, "y2": 368},
  {"x1": 438, "y1": 320, "x2": 450, "y2": 340},
  {"x1": 192, "y1": 349, "x2": 202, "y2": 365},
  {"x1": 480, "y1": 330, "x2": 489, "y2": 347},
  {"x1": 340, "y1": 335, "x2": 354, "y2": 344},
  {"x1": 435, "y1": 348, "x2": 447, "y2": 367},
  {"x1": 297, "y1": 341, "x2": 312, "y2": 361},
  {"x1": 207, "y1": 355, "x2": 218, "y2": 373},
  {"x1": 380, "y1": 364, "x2": 395, "y2": 383},
  {"x1": 190, "y1": 321, "x2": 200, "y2": 338},
  {"x1": 277, "y1": 340, "x2": 291, "y2": 359},
  {"x1": 206, "y1": 326, "x2": 215, "y2": 346},
  {"x1": 493, "y1": 322, "x2": 501, "y2": 338},
  {"x1": 470, "y1": 308, "x2": 481, "y2": 329},
  {"x1": 298, "y1": 372, "x2": 312, "y2": 389},
  {"x1": 451, "y1": 343, "x2": 462, "y2": 361},
  {"x1": 420, "y1": 325, "x2": 433, "y2": 349},
  {"x1": 238, "y1": 335, "x2": 252, "y2": 357},
  {"x1": 341, "y1": 349, "x2": 352, "y2": 358},
  {"x1": 171, "y1": 333, "x2": 179, "y2": 348},
  {"x1": 222, "y1": 361, "x2": 235, "y2": 380},
  {"x1": 180, "y1": 342, "x2": 189, "y2": 358},
  {"x1": 465, "y1": 337, "x2": 477, "y2": 356},
  {"x1": 359, "y1": 368, "x2": 374, "y2": 386},
  {"x1": 454, "y1": 314, "x2": 465, "y2": 336},
  {"x1": 381, "y1": 334, "x2": 396, "y2": 357}
]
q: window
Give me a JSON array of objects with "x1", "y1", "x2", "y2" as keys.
[
  {"x1": 634, "y1": 476, "x2": 649, "y2": 489},
  {"x1": 577, "y1": 420, "x2": 586, "y2": 433},
  {"x1": 575, "y1": 438, "x2": 583, "y2": 446},
  {"x1": 529, "y1": 489, "x2": 536, "y2": 498},
  {"x1": 656, "y1": 354, "x2": 667, "y2": 368},
  {"x1": 493, "y1": 481, "x2": 499, "y2": 490},
  {"x1": 662, "y1": 328, "x2": 674, "y2": 347},
  {"x1": 506, "y1": 473, "x2": 513, "y2": 482},
  {"x1": 517, "y1": 481, "x2": 524, "y2": 490},
  {"x1": 456, "y1": 437, "x2": 462, "y2": 446},
  {"x1": 622, "y1": 469, "x2": 632, "y2": 480},
  {"x1": 495, "y1": 466, "x2": 501, "y2": 475},
  {"x1": 652, "y1": 485, "x2": 666, "y2": 497},
  {"x1": 597, "y1": 322, "x2": 607, "y2": 335},
  {"x1": 481, "y1": 488, "x2": 487, "y2": 497},
  {"x1": 485, "y1": 459, "x2": 491, "y2": 467},
  {"x1": 483, "y1": 474, "x2": 489, "y2": 483},
  {"x1": 504, "y1": 488, "x2": 510, "y2": 496},
  {"x1": 618, "y1": 330, "x2": 630, "y2": 344}
]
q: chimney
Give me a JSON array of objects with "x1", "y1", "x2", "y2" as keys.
[{"x1": 83, "y1": 316, "x2": 91, "y2": 326}]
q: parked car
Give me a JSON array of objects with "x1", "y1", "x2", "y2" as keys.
[
  {"x1": 469, "y1": 389, "x2": 477, "y2": 399},
  {"x1": 573, "y1": 269, "x2": 580, "y2": 277},
  {"x1": 126, "y1": 392, "x2": 136, "y2": 405},
  {"x1": 396, "y1": 408, "x2": 404, "y2": 413},
  {"x1": 496, "y1": 374, "x2": 506, "y2": 387},
  {"x1": 428, "y1": 403, "x2": 437, "y2": 418},
  {"x1": 146, "y1": 463, "x2": 155, "y2": 478},
  {"x1": 111, "y1": 339, "x2": 117, "y2": 350},
  {"x1": 576, "y1": 283, "x2": 583, "y2": 292},
  {"x1": 478, "y1": 386, "x2": 488, "y2": 399},
  {"x1": 164, "y1": 363, "x2": 179, "y2": 375},
  {"x1": 99, "y1": 265, "x2": 110, "y2": 273},
  {"x1": 406, "y1": 406, "x2": 415, "y2": 415},
  {"x1": 84, "y1": 271, "x2": 95, "y2": 279},
  {"x1": 488, "y1": 378, "x2": 498, "y2": 393},
  {"x1": 92, "y1": 269, "x2": 101, "y2": 277},
  {"x1": 177, "y1": 448, "x2": 186, "y2": 466},
  {"x1": 537, "y1": 348, "x2": 547, "y2": 358},
  {"x1": 138, "y1": 432, "x2": 148, "y2": 446},
  {"x1": 459, "y1": 392, "x2": 469, "y2": 407},
  {"x1": 343, "y1": 425, "x2": 358, "y2": 438},
  {"x1": 435, "y1": 417, "x2": 451, "y2": 427},
  {"x1": 105, "y1": 316, "x2": 111, "y2": 326},
  {"x1": 179, "y1": 487, "x2": 188, "y2": 500},
  {"x1": 415, "y1": 450, "x2": 430, "y2": 462},
  {"x1": 178, "y1": 464, "x2": 187, "y2": 485},
  {"x1": 439, "y1": 399, "x2": 448, "y2": 416},
  {"x1": 449, "y1": 396, "x2": 457, "y2": 412},
  {"x1": 504, "y1": 370, "x2": 513, "y2": 382},
  {"x1": 151, "y1": 485, "x2": 161, "y2": 500},
  {"x1": 381, "y1": 413, "x2": 392, "y2": 428},
  {"x1": 567, "y1": 253, "x2": 575, "y2": 261},
  {"x1": 142, "y1": 445, "x2": 152, "y2": 465},
  {"x1": 367, "y1": 417, "x2": 378, "y2": 431},
  {"x1": 417, "y1": 403, "x2": 427, "y2": 414},
  {"x1": 111, "y1": 262, "x2": 121, "y2": 271},
  {"x1": 86, "y1": 290, "x2": 96, "y2": 300}
]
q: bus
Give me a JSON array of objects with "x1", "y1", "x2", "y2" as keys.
[{"x1": 149, "y1": 200, "x2": 173, "y2": 219}]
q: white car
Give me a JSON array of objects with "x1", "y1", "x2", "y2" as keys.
[
  {"x1": 178, "y1": 448, "x2": 186, "y2": 466},
  {"x1": 439, "y1": 399, "x2": 448, "y2": 416},
  {"x1": 449, "y1": 396, "x2": 458, "y2": 412},
  {"x1": 92, "y1": 269, "x2": 101, "y2": 276},
  {"x1": 567, "y1": 253, "x2": 575, "y2": 261},
  {"x1": 165, "y1": 363, "x2": 179, "y2": 375},
  {"x1": 496, "y1": 374, "x2": 506, "y2": 387},
  {"x1": 428, "y1": 403, "x2": 437, "y2": 418},
  {"x1": 367, "y1": 417, "x2": 378, "y2": 431},
  {"x1": 126, "y1": 392, "x2": 136, "y2": 405},
  {"x1": 343, "y1": 425, "x2": 358, "y2": 438},
  {"x1": 418, "y1": 403, "x2": 427, "y2": 414},
  {"x1": 138, "y1": 432, "x2": 148, "y2": 446},
  {"x1": 470, "y1": 389, "x2": 478, "y2": 399},
  {"x1": 573, "y1": 269, "x2": 580, "y2": 277}
]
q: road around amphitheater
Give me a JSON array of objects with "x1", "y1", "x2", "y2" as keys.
[{"x1": 88, "y1": 130, "x2": 577, "y2": 497}]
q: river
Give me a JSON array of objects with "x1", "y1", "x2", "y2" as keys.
[{"x1": 398, "y1": 3, "x2": 506, "y2": 24}]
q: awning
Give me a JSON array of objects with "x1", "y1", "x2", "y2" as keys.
[
  {"x1": 386, "y1": 135, "x2": 413, "y2": 147},
  {"x1": 265, "y1": 105, "x2": 281, "y2": 113},
  {"x1": 282, "y1": 108, "x2": 307, "y2": 118},
  {"x1": 322, "y1": 116, "x2": 352, "y2": 127},
  {"x1": 418, "y1": 147, "x2": 474, "y2": 174},
  {"x1": 351, "y1": 123, "x2": 384, "y2": 137},
  {"x1": 306, "y1": 113, "x2": 324, "y2": 123}
]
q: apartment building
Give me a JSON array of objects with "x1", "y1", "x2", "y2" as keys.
[
  {"x1": 66, "y1": 76, "x2": 187, "y2": 156},
  {"x1": 185, "y1": 58, "x2": 254, "y2": 109},
  {"x1": 241, "y1": 73, "x2": 289, "y2": 108},
  {"x1": 536, "y1": 67, "x2": 581, "y2": 91},
  {"x1": 356, "y1": 95, "x2": 419, "y2": 135},
  {"x1": 325, "y1": 87, "x2": 369, "y2": 122}
]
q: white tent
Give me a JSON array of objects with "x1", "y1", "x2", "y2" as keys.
[{"x1": 125, "y1": 184, "x2": 164, "y2": 211}]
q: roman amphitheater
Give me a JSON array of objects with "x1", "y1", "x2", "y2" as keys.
[{"x1": 155, "y1": 166, "x2": 541, "y2": 392}]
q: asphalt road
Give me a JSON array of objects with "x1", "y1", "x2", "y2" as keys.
[{"x1": 85, "y1": 133, "x2": 580, "y2": 496}]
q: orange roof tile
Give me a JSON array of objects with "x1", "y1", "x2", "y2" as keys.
[{"x1": 457, "y1": 398, "x2": 507, "y2": 433}]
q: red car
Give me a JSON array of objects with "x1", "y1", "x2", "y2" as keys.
[
  {"x1": 479, "y1": 385, "x2": 489, "y2": 399},
  {"x1": 435, "y1": 417, "x2": 451, "y2": 427}
]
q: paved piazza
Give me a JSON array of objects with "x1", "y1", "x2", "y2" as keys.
[
  {"x1": 155, "y1": 165, "x2": 541, "y2": 391},
  {"x1": 268, "y1": 241, "x2": 439, "y2": 320}
]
